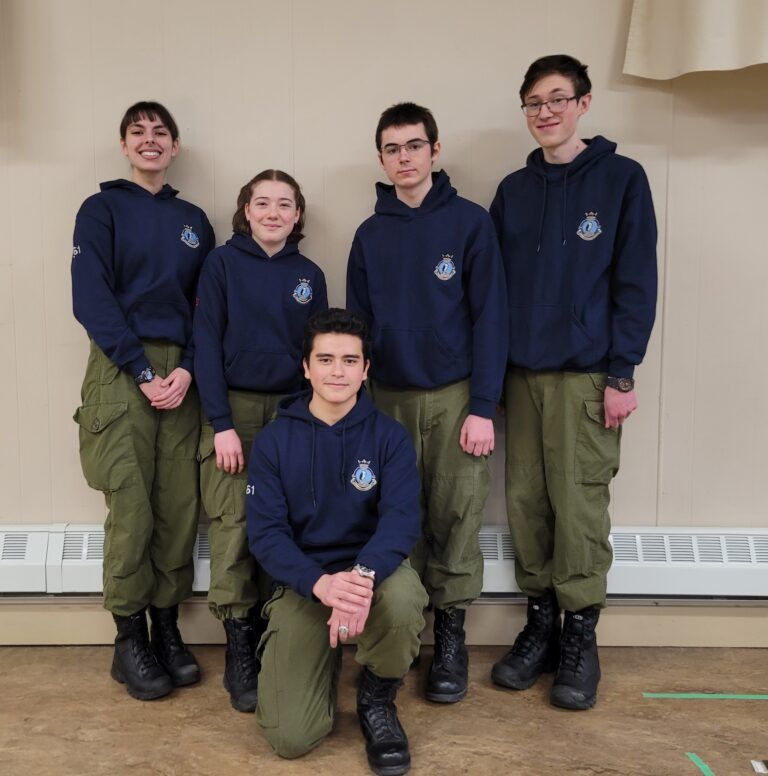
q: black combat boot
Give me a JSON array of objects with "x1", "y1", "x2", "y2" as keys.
[
  {"x1": 148, "y1": 604, "x2": 201, "y2": 687},
  {"x1": 425, "y1": 607, "x2": 468, "y2": 703},
  {"x1": 491, "y1": 591, "x2": 561, "y2": 690},
  {"x1": 550, "y1": 606, "x2": 601, "y2": 710},
  {"x1": 222, "y1": 615, "x2": 261, "y2": 712},
  {"x1": 111, "y1": 609, "x2": 174, "y2": 700},
  {"x1": 357, "y1": 666, "x2": 411, "y2": 776}
]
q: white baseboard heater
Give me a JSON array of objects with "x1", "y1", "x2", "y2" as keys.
[{"x1": 1, "y1": 524, "x2": 767, "y2": 597}]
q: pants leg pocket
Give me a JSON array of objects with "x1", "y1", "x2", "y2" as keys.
[
  {"x1": 73, "y1": 402, "x2": 135, "y2": 491},
  {"x1": 574, "y1": 400, "x2": 621, "y2": 484}
]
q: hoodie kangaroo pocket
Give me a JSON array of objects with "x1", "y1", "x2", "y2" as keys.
[
  {"x1": 373, "y1": 327, "x2": 469, "y2": 386},
  {"x1": 508, "y1": 304, "x2": 595, "y2": 369},
  {"x1": 224, "y1": 350, "x2": 298, "y2": 392}
]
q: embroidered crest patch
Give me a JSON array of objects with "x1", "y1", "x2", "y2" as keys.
[
  {"x1": 577, "y1": 212, "x2": 602, "y2": 241},
  {"x1": 351, "y1": 460, "x2": 377, "y2": 492},
  {"x1": 180, "y1": 225, "x2": 200, "y2": 248},
  {"x1": 434, "y1": 254, "x2": 456, "y2": 281}
]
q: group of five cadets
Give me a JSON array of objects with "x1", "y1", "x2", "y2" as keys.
[{"x1": 71, "y1": 52, "x2": 656, "y2": 776}]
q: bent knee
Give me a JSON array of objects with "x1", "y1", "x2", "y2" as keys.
[{"x1": 261, "y1": 720, "x2": 332, "y2": 760}]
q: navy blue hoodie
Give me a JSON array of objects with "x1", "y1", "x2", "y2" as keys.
[
  {"x1": 246, "y1": 390, "x2": 421, "y2": 599},
  {"x1": 193, "y1": 233, "x2": 328, "y2": 432},
  {"x1": 72, "y1": 179, "x2": 215, "y2": 377},
  {"x1": 490, "y1": 136, "x2": 657, "y2": 378},
  {"x1": 346, "y1": 170, "x2": 508, "y2": 418}
]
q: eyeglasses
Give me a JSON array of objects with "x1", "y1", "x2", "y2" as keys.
[
  {"x1": 520, "y1": 95, "x2": 579, "y2": 117},
  {"x1": 380, "y1": 139, "x2": 431, "y2": 157}
]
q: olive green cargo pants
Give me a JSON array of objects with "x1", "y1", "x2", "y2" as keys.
[
  {"x1": 369, "y1": 379, "x2": 491, "y2": 610},
  {"x1": 504, "y1": 369, "x2": 621, "y2": 611},
  {"x1": 199, "y1": 390, "x2": 283, "y2": 620},
  {"x1": 256, "y1": 562, "x2": 427, "y2": 759},
  {"x1": 74, "y1": 340, "x2": 200, "y2": 616}
]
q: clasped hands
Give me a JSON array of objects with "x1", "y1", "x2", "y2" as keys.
[{"x1": 312, "y1": 571, "x2": 374, "y2": 647}]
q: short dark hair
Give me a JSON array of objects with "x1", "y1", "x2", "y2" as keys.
[
  {"x1": 302, "y1": 308, "x2": 371, "y2": 363},
  {"x1": 519, "y1": 54, "x2": 592, "y2": 103},
  {"x1": 119, "y1": 101, "x2": 179, "y2": 141},
  {"x1": 375, "y1": 102, "x2": 438, "y2": 150},
  {"x1": 232, "y1": 169, "x2": 306, "y2": 243}
]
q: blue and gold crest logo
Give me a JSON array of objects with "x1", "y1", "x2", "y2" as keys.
[
  {"x1": 576, "y1": 212, "x2": 602, "y2": 241},
  {"x1": 292, "y1": 278, "x2": 313, "y2": 304},
  {"x1": 180, "y1": 225, "x2": 200, "y2": 248},
  {"x1": 351, "y1": 460, "x2": 377, "y2": 492},
  {"x1": 434, "y1": 254, "x2": 456, "y2": 281}
]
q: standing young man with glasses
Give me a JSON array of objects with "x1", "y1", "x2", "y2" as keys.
[
  {"x1": 489, "y1": 55, "x2": 657, "y2": 709},
  {"x1": 347, "y1": 102, "x2": 507, "y2": 704}
]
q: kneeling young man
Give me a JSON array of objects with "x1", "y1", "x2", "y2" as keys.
[
  {"x1": 246, "y1": 308, "x2": 427, "y2": 775},
  {"x1": 490, "y1": 55, "x2": 657, "y2": 709}
]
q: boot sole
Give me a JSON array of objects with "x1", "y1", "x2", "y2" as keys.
[
  {"x1": 425, "y1": 687, "x2": 467, "y2": 704},
  {"x1": 366, "y1": 756, "x2": 411, "y2": 776},
  {"x1": 223, "y1": 673, "x2": 258, "y2": 713},
  {"x1": 550, "y1": 688, "x2": 597, "y2": 710},
  {"x1": 110, "y1": 665, "x2": 173, "y2": 701},
  {"x1": 491, "y1": 660, "x2": 557, "y2": 691}
]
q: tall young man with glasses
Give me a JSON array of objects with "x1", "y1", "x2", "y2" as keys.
[
  {"x1": 490, "y1": 55, "x2": 657, "y2": 709},
  {"x1": 347, "y1": 102, "x2": 507, "y2": 704}
]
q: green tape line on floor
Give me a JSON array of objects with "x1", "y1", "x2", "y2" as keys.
[
  {"x1": 686, "y1": 752, "x2": 715, "y2": 775},
  {"x1": 644, "y1": 693, "x2": 768, "y2": 700}
]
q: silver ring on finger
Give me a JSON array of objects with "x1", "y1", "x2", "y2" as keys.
[{"x1": 338, "y1": 625, "x2": 349, "y2": 636}]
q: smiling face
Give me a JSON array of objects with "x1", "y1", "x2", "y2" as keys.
[
  {"x1": 120, "y1": 115, "x2": 179, "y2": 180},
  {"x1": 303, "y1": 333, "x2": 369, "y2": 419},
  {"x1": 378, "y1": 122, "x2": 441, "y2": 204},
  {"x1": 243, "y1": 179, "x2": 301, "y2": 256},
  {"x1": 524, "y1": 73, "x2": 591, "y2": 157}
]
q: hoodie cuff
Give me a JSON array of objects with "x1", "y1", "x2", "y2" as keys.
[
  {"x1": 211, "y1": 415, "x2": 235, "y2": 434},
  {"x1": 126, "y1": 355, "x2": 152, "y2": 379},
  {"x1": 468, "y1": 397, "x2": 496, "y2": 419},
  {"x1": 607, "y1": 360, "x2": 636, "y2": 379},
  {"x1": 179, "y1": 354, "x2": 194, "y2": 374},
  {"x1": 296, "y1": 566, "x2": 326, "y2": 600}
]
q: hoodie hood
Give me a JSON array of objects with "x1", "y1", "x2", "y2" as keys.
[
  {"x1": 227, "y1": 232, "x2": 300, "y2": 261},
  {"x1": 100, "y1": 178, "x2": 179, "y2": 199},
  {"x1": 373, "y1": 169, "x2": 456, "y2": 219},
  {"x1": 525, "y1": 136, "x2": 617, "y2": 251}
]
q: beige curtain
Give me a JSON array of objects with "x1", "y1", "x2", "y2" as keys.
[{"x1": 624, "y1": 0, "x2": 768, "y2": 79}]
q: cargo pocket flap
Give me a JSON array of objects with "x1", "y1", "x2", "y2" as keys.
[
  {"x1": 73, "y1": 402, "x2": 128, "y2": 433},
  {"x1": 584, "y1": 400, "x2": 605, "y2": 425}
]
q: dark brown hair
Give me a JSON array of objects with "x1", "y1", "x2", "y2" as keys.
[
  {"x1": 519, "y1": 54, "x2": 592, "y2": 103},
  {"x1": 302, "y1": 308, "x2": 371, "y2": 363},
  {"x1": 375, "y1": 102, "x2": 438, "y2": 150},
  {"x1": 232, "y1": 169, "x2": 306, "y2": 243},
  {"x1": 119, "y1": 101, "x2": 179, "y2": 141}
]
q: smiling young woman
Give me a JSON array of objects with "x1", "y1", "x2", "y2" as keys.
[
  {"x1": 71, "y1": 101, "x2": 215, "y2": 702},
  {"x1": 192, "y1": 169, "x2": 328, "y2": 712}
]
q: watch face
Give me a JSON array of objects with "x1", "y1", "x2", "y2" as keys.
[{"x1": 618, "y1": 378, "x2": 634, "y2": 392}]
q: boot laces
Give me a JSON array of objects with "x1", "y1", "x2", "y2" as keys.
[
  {"x1": 231, "y1": 624, "x2": 258, "y2": 680},
  {"x1": 360, "y1": 677, "x2": 400, "y2": 740},
  {"x1": 560, "y1": 617, "x2": 585, "y2": 672},
  {"x1": 434, "y1": 610, "x2": 462, "y2": 665},
  {"x1": 157, "y1": 618, "x2": 186, "y2": 658},
  {"x1": 510, "y1": 602, "x2": 554, "y2": 658},
  {"x1": 130, "y1": 623, "x2": 160, "y2": 674}
]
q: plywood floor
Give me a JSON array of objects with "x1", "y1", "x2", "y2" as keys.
[{"x1": 1, "y1": 645, "x2": 766, "y2": 775}]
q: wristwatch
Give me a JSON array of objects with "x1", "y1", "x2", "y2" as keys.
[
  {"x1": 607, "y1": 376, "x2": 635, "y2": 393},
  {"x1": 134, "y1": 365, "x2": 157, "y2": 385},
  {"x1": 353, "y1": 564, "x2": 376, "y2": 581}
]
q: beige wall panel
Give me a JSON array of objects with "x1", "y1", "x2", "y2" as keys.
[
  {"x1": 659, "y1": 67, "x2": 768, "y2": 527},
  {"x1": 2, "y1": 0, "x2": 766, "y2": 534}
]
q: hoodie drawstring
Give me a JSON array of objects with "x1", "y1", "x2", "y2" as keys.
[
  {"x1": 310, "y1": 423, "x2": 317, "y2": 508},
  {"x1": 536, "y1": 177, "x2": 548, "y2": 254},
  {"x1": 340, "y1": 418, "x2": 349, "y2": 487},
  {"x1": 562, "y1": 170, "x2": 569, "y2": 246}
]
